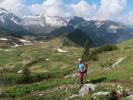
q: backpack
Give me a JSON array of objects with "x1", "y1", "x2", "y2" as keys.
[{"x1": 83, "y1": 63, "x2": 88, "y2": 73}]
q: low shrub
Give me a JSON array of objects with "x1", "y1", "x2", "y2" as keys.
[
  {"x1": 99, "y1": 58, "x2": 114, "y2": 68},
  {"x1": 93, "y1": 44, "x2": 118, "y2": 55},
  {"x1": 1, "y1": 73, "x2": 21, "y2": 85},
  {"x1": 21, "y1": 66, "x2": 31, "y2": 83}
]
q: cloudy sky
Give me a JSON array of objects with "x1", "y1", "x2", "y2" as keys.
[{"x1": 0, "y1": 0, "x2": 133, "y2": 24}]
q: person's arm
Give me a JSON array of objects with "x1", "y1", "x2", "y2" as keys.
[{"x1": 77, "y1": 64, "x2": 80, "y2": 73}]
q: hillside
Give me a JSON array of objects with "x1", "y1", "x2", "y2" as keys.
[
  {"x1": 66, "y1": 29, "x2": 92, "y2": 46},
  {"x1": 50, "y1": 17, "x2": 133, "y2": 46},
  {"x1": 1, "y1": 38, "x2": 133, "y2": 99},
  {"x1": 0, "y1": 27, "x2": 17, "y2": 37}
]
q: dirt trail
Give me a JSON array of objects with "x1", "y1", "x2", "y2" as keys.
[{"x1": 26, "y1": 84, "x2": 79, "y2": 97}]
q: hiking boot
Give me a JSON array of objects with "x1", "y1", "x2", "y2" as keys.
[{"x1": 80, "y1": 84, "x2": 83, "y2": 87}]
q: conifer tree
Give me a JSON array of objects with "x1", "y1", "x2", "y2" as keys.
[
  {"x1": 22, "y1": 66, "x2": 31, "y2": 83},
  {"x1": 82, "y1": 40, "x2": 91, "y2": 61}
]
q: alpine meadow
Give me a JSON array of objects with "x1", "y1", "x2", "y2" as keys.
[{"x1": 1, "y1": 0, "x2": 133, "y2": 100}]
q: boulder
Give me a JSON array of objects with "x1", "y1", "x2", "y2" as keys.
[
  {"x1": 92, "y1": 91, "x2": 110, "y2": 100},
  {"x1": 65, "y1": 83, "x2": 97, "y2": 100},
  {"x1": 127, "y1": 95, "x2": 133, "y2": 100},
  {"x1": 79, "y1": 84, "x2": 97, "y2": 97}
]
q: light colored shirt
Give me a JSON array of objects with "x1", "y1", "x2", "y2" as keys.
[{"x1": 79, "y1": 63, "x2": 85, "y2": 72}]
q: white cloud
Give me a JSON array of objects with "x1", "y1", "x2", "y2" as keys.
[
  {"x1": 0, "y1": 0, "x2": 97, "y2": 17},
  {"x1": 41, "y1": 0, "x2": 64, "y2": 16},
  {"x1": 0, "y1": 0, "x2": 130, "y2": 24},
  {"x1": 0, "y1": 0, "x2": 29, "y2": 16},
  {"x1": 68, "y1": 0, "x2": 97, "y2": 18},
  {"x1": 122, "y1": 11, "x2": 133, "y2": 25},
  {"x1": 23, "y1": 0, "x2": 64, "y2": 16},
  {"x1": 127, "y1": 11, "x2": 133, "y2": 24},
  {"x1": 94, "y1": 0, "x2": 127, "y2": 20}
]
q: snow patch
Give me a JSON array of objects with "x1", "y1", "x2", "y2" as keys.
[
  {"x1": 95, "y1": 21, "x2": 104, "y2": 28},
  {"x1": 64, "y1": 16, "x2": 74, "y2": 22},
  {"x1": 22, "y1": 15, "x2": 43, "y2": 26},
  {"x1": 57, "y1": 48, "x2": 67, "y2": 53},
  {"x1": 0, "y1": 16, "x2": 5, "y2": 23},
  {"x1": 0, "y1": 38, "x2": 8, "y2": 41},
  {"x1": 4, "y1": 49, "x2": 15, "y2": 52},
  {"x1": 45, "y1": 59, "x2": 49, "y2": 61},
  {"x1": 20, "y1": 39, "x2": 32, "y2": 45},
  {"x1": 109, "y1": 25, "x2": 119, "y2": 30},
  {"x1": 108, "y1": 25, "x2": 119, "y2": 33},
  {"x1": 39, "y1": 42, "x2": 45, "y2": 44},
  {"x1": 11, "y1": 43, "x2": 21, "y2": 48},
  {"x1": 20, "y1": 39, "x2": 31, "y2": 43},
  {"x1": 22, "y1": 15, "x2": 67, "y2": 28},
  {"x1": 44, "y1": 15, "x2": 67, "y2": 27},
  {"x1": 17, "y1": 70, "x2": 23, "y2": 74},
  {"x1": 10, "y1": 18, "x2": 19, "y2": 24}
]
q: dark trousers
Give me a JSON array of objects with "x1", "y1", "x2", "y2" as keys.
[{"x1": 79, "y1": 72, "x2": 84, "y2": 84}]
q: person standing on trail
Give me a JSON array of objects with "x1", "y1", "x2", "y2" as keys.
[{"x1": 78, "y1": 58, "x2": 86, "y2": 86}]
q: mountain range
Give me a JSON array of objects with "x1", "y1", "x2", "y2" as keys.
[{"x1": 0, "y1": 7, "x2": 133, "y2": 46}]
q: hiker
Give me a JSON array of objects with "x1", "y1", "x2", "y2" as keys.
[{"x1": 78, "y1": 59, "x2": 86, "y2": 86}]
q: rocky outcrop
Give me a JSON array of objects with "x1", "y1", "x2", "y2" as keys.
[
  {"x1": 65, "y1": 83, "x2": 97, "y2": 100},
  {"x1": 92, "y1": 91, "x2": 110, "y2": 100},
  {"x1": 79, "y1": 84, "x2": 97, "y2": 97},
  {"x1": 112, "y1": 57, "x2": 126, "y2": 68}
]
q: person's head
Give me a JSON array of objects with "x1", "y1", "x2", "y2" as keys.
[{"x1": 78, "y1": 58, "x2": 83, "y2": 64}]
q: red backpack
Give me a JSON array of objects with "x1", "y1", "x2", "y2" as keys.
[{"x1": 83, "y1": 63, "x2": 88, "y2": 73}]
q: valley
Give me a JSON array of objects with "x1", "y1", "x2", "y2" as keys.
[
  {"x1": 1, "y1": 37, "x2": 133, "y2": 100},
  {"x1": 0, "y1": 5, "x2": 133, "y2": 100}
]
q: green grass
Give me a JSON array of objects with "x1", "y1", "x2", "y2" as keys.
[
  {"x1": 1, "y1": 38, "x2": 133, "y2": 99},
  {"x1": 3, "y1": 78, "x2": 76, "y2": 97}
]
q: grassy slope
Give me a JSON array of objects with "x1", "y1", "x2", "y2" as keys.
[
  {"x1": 0, "y1": 38, "x2": 81, "y2": 71},
  {"x1": 1, "y1": 38, "x2": 133, "y2": 99}
]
